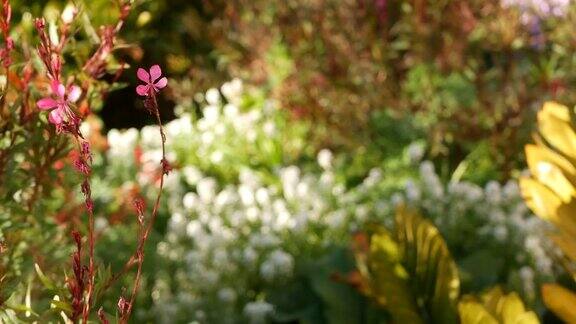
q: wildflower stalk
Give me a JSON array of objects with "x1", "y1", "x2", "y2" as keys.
[
  {"x1": 34, "y1": 2, "x2": 133, "y2": 320},
  {"x1": 72, "y1": 136, "x2": 96, "y2": 324},
  {"x1": 119, "y1": 89, "x2": 169, "y2": 323},
  {"x1": 83, "y1": 0, "x2": 132, "y2": 79}
]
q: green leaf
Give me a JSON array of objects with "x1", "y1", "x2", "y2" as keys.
[
  {"x1": 34, "y1": 264, "x2": 55, "y2": 291},
  {"x1": 365, "y1": 228, "x2": 424, "y2": 324},
  {"x1": 394, "y1": 206, "x2": 460, "y2": 324},
  {"x1": 50, "y1": 300, "x2": 74, "y2": 313}
]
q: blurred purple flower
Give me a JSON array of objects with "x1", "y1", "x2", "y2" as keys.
[
  {"x1": 502, "y1": 0, "x2": 571, "y2": 49},
  {"x1": 501, "y1": 0, "x2": 571, "y2": 22}
]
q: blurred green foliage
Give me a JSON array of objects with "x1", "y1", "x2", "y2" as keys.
[{"x1": 109, "y1": 0, "x2": 576, "y2": 180}]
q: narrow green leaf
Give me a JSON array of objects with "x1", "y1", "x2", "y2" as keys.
[{"x1": 34, "y1": 263, "x2": 55, "y2": 290}]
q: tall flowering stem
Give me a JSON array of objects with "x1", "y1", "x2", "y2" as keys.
[
  {"x1": 116, "y1": 65, "x2": 169, "y2": 323},
  {"x1": 68, "y1": 231, "x2": 87, "y2": 322},
  {"x1": 83, "y1": 0, "x2": 132, "y2": 79},
  {"x1": 75, "y1": 137, "x2": 96, "y2": 324},
  {"x1": 34, "y1": 2, "x2": 133, "y2": 321},
  {"x1": 37, "y1": 78, "x2": 95, "y2": 322},
  {"x1": 35, "y1": 18, "x2": 62, "y2": 82}
]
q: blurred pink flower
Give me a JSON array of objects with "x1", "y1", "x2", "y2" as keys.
[
  {"x1": 136, "y1": 65, "x2": 167, "y2": 96},
  {"x1": 37, "y1": 80, "x2": 81, "y2": 126}
]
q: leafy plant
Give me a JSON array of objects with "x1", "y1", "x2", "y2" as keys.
[
  {"x1": 168, "y1": 0, "x2": 576, "y2": 179},
  {"x1": 352, "y1": 206, "x2": 460, "y2": 323},
  {"x1": 0, "y1": 0, "x2": 173, "y2": 321},
  {"x1": 393, "y1": 159, "x2": 556, "y2": 303},
  {"x1": 520, "y1": 101, "x2": 576, "y2": 323},
  {"x1": 351, "y1": 206, "x2": 538, "y2": 323}
]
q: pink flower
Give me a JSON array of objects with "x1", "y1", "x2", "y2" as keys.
[
  {"x1": 37, "y1": 80, "x2": 81, "y2": 126},
  {"x1": 136, "y1": 65, "x2": 167, "y2": 96}
]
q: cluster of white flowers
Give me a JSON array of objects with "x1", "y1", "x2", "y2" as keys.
[
  {"x1": 152, "y1": 154, "x2": 385, "y2": 322},
  {"x1": 101, "y1": 82, "x2": 383, "y2": 322},
  {"x1": 394, "y1": 160, "x2": 558, "y2": 300},
  {"x1": 138, "y1": 79, "x2": 307, "y2": 184}
]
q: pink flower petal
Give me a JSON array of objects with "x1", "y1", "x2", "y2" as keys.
[
  {"x1": 50, "y1": 81, "x2": 66, "y2": 99},
  {"x1": 50, "y1": 80, "x2": 58, "y2": 93},
  {"x1": 48, "y1": 108, "x2": 63, "y2": 125},
  {"x1": 136, "y1": 84, "x2": 150, "y2": 96},
  {"x1": 50, "y1": 80, "x2": 65, "y2": 98},
  {"x1": 137, "y1": 68, "x2": 150, "y2": 83},
  {"x1": 57, "y1": 84, "x2": 66, "y2": 98},
  {"x1": 68, "y1": 85, "x2": 82, "y2": 103},
  {"x1": 149, "y1": 65, "x2": 162, "y2": 82},
  {"x1": 153, "y1": 77, "x2": 168, "y2": 90},
  {"x1": 37, "y1": 98, "x2": 58, "y2": 110}
]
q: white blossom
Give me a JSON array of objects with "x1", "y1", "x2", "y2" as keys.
[
  {"x1": 406, "y1": 142, "x2": 425, "y2": 163},
  {"x1": 243, "y1": 301, "x2": 274, "y2": 324},
  {"x1": 205, "y1": 88, "x2": 221, "y2": 105},
  {"x1": 317, "y1": 149, "x2": 334, "y2": 170},
  {"x1": 221, "y1": 78, "x2": 243, "y2": 104}
]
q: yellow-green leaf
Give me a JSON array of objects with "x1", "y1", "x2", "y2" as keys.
[
  {"x1": 523, "y1": 188, "x2": 576, "y2": 239},
  {"x1": 34, "y1": 263, "x2": 55, "y2": 291},
  {"x1": 357, "y1": 227, "x2": 424, "y2": 324},
  {"x1": 525, "y1": 144, "x2": 576, "y2": 203},
  {"x1": 555, "y1": 200, "x2": 576, "y2": 238},
  {"x1": 459, "y1": 299, "x2": 498, "y2": 324},
  {"x1": 460, "y1": 287, "x2": 539, "y2": 324},
  {"x1": 542, "y1": 284, "x2": 576, "y2": 323},
  {"x1": 500, "y1": 292, "x2": 538, "y2": 324},
  {"x1": 394, "y1": 206, "x2": 460, "y2": 324},
  {"x1": 537, "y1": 102, "x2": 576, "y2": 161},
  {"x1": 550, "y1": 232, "x2": 576, "y2": 264},
  {"x1": 519, "y1": 178, "x2": 564, "y2": 226},
  {"x1": 522, "y1": 101, "x2": 576, "y2": 324}
]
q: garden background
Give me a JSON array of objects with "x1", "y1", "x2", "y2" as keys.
[{"x1": 1, "y1": 0, "x2": 576, "y2": 323}]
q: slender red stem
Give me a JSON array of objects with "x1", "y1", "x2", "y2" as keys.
[
  {"x1": 119, "y1": 92, "x2": 167, "y2": 323},
  {"x1": 69, "y1": 135, "x2": 96, "y2": 324}
]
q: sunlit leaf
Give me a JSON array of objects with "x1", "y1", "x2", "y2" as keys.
[
  {"x1": 520, "y1": 177, "x2": 562, "y2": 223},
  {"x1": 542, "y1": 284, "x2": 576, "y2": 323},
  {"x1": 354, "y1": 227, "x2": 424, "y2": 324},
  {"x1": 459, "y1": 299, "x2": 498, "y2": 324},
  {"x1": 500, "y1": 292, "x2": 539, "y2": 324},
  {"x1": 525, "y1": 144, "x2": 576, "y2": 202},
  {"x1": 394, "y1": 206, "x2": 460, "y2": 324},
  {"x1": 460, "y1": 287, "x2": 539, "y2": 324},
  {"x1": 537, "y1": 102, "x2": 576, "y2": 161},
  {"x1": 518, "y1": 177, "x2": 576, "y2": 238},
  {"x1": 353, "y1": 207, "x2": 461, "y2": 323},
  {"x1": 522, "y1": 101, "x2": 576, "y2": 322},
  {"x1": 550, "y1": 233, "x2": 576, "y2": 264}
]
